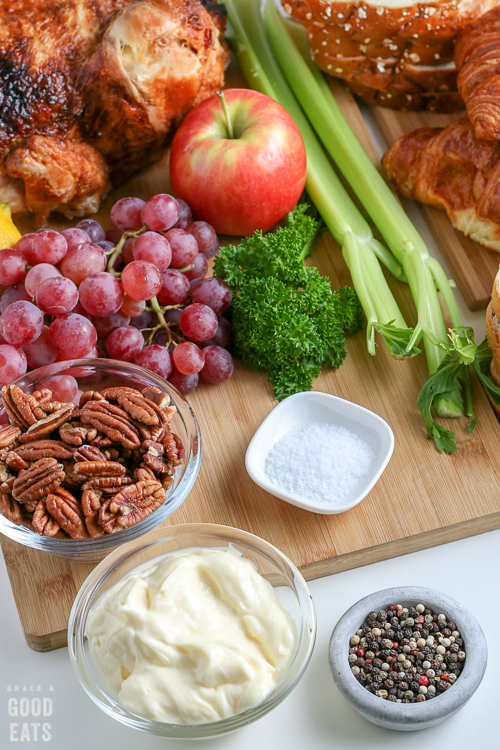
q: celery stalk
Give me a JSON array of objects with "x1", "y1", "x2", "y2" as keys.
[
  {"x1": 263, "y1": 2, "x2": 463, "y2": 417},
  {"x1": 223, "y1": 0, "x2": 417, "y2": 357}
]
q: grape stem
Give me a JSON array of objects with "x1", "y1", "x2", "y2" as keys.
[
  {"x1": 175, "y1": 263, "x2": 194, "y2": 273},
  {"x1": 107, "y1": 226, "x2": 147, "y2": 275},
  {"x1": 217, "y1": 91, "x2": 234, "y2": 139}
]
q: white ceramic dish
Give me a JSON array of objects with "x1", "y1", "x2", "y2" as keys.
[{"x1": 245, "y1": 392, "x2": 394, "y2": 515}]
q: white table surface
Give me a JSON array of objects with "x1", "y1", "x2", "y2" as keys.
[{"x1": 0, "y1": 110, "x2": 495, "y2": 750}]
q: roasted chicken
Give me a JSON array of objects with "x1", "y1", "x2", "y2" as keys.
[{"x1": 0, "y1": 0, "x2": 227, "y2": 223}]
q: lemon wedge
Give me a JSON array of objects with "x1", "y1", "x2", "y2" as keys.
[{"x1": 0, "y1": 203, "x2": 21, "y2": 249}]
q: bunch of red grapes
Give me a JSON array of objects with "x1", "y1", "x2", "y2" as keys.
[{"x1": 0, "y1": 194, "x2": 234, "y2": 396}]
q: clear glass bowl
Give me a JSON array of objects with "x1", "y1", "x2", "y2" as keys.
[
  {"x1": 68, "y1": 523, "x2": 317, "y2": 738},
  {"x1": 0, "y1": 359, "x2": 201, "y2": 562}
]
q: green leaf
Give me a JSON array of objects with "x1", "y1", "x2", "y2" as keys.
[
  {"x1": 472, "y1": 339, "x2": 500, "y2": 405},
  {"x1": 417, "y1": 352, "x2": 467, "y2": 453},
  {"x1": 447, "y1": 326, "x2": 477, "y2": 365},
  {"x1": 374, "y1": 321, "x2": 421, "y2": 359}
]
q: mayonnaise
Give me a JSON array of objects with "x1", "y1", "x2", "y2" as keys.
[{"x1": 86, "y1": 547, "x2": 296, "y2": 724}]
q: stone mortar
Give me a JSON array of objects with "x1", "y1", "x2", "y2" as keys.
[{"x1": 328, "y1": 586, "x2": 487, "y2": 731}]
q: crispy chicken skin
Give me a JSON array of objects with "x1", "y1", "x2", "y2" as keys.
[{"x1": 0, "y1": 0, "x2": 227, "y2": 222}]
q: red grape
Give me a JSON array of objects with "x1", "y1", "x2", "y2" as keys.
[
  {"x1": 203, "y1": 236, "x2": 220, "y2": 260},
  {"x1": 79, "y1": 272, "x2": 124, "y2": 317},
  {"x1": 173, "y1": 199, "x2": 192, "y2": 230},
  {"x1": 121, "y1": 261, "x2": 161, "y2": 301},
  {"x1": 49, "y1": 314, "x2": 97, "y2": 358},
  {"x1": 179, "y1": 303, "x2": 218, "y2": 341},
  {"x1": 0, "y1": 345, "x2": 27, "y2": 386},
  {"x1": 38, "y1": 374, "x2": 78, "y2": 402},
  {"x1": 202, "y1": 316, "x2": 232, "y2": 349},
  {"x1": 183, "y1": 252, "x2": 208, "y2": 282},
  {"x1": 106, "y1": 326, "x2": 144, "y2": 361},
  {"x1": 0, "y1": 301, "x2": 43, "y2": 346},
  {"x1": 157, "y1": 269, "x2": 190, "y2": 305},
  {"x1": 191, "y1": 278, "x2": 232, "y2": 314},
  {"x1": 172, "y1": 342, "x2": 205, "y2": 375},
  {"x1": 132, "y1": 232, "x2": 171, "y2": 271},
  {"x1": 0, "y1": 282, "x2": 30, "y2": 312},
  {"x1": 165, "y1": 309, "x2": 182, "y2": 326},
  {"x1": 122, "y1": 237, "x2": 135, "y2": 265},
  {"x1": 76, "y1": 219, "x2": 106, "y2": 243},
  {"x1": 62, "y1": 227, "x2": 90, "y2": 250},
  {"x1": 200, "y1": 346, "x2": 234, "y2": 384},
  {"x1": 31, "y1": 230, "x2": 68, "y2": 265},
  {"x1": 0, "y1": 249, "x2": 27, "y2": 285},
  {"x1": 96, "y1": 240, "x2": 115, "y2": 252},
  {"x1": 90, "y1": 310, "x2": 130, "y2": 339},
  {"x1": 60, "y1": 243, "x2": 107, "y2": 285},
  {"x1": 134, "y1": 345, "x2": 172, "y2": 379},
  {"x1": 72, "y1": 302, "x2": 91, "y2": 319},
  {"x1": 129, "y1": 310, "x2": 153, "y2": 330},
  {"x1": 187, "y1": 221, "x2": 216, "y2": 252},
  {"x1": 36, "y1": 277, "x2": 79, "y2": 315},
  {"x1": 110, "y1": 197, "x2": 145, "y2": 231},
  {"x1": 165, "y1": 229, "x2": 198, "y2": 267},
  {"x1": 152, "y1": 329, "x2": 171, "y2": 346},
  {"x1": 15, "y1": 233, "x2": 37, "y2": 265},
  {"x1": 25, "y1": 263, "x2": 61, "y2": 297},
  {"x1": 141, "y1": 194, "x2": 180, "y2": 232},
  {"x1": 168, "y1": 365, "x2": 198, "y2": 395},
  {"x1": 21, "y1": 326, "x2": 58, "y2": 369},
  {"x1": 121, "y1": 294, "x2": 146, "y2": 317},
  {"x1": 106, "y1": 227, "x2": 122, "y2": 245}
]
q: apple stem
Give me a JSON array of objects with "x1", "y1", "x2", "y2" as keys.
[{"x1": 217, "y1": 91, "x2": 234, "y2": 139}]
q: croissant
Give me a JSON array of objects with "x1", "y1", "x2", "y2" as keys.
[
  {"x1": 382, "y1": 116, "x2": 500, "y2": 252},
  {"x1": 486, "y1": 270, "x2": 500, "y2": 396},
  {"x1": 455, "y1": 6, "x2": 500, "y2": 142}
]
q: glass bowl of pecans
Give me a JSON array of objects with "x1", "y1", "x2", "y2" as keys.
[{"x1": 0, "y1": 359, "x2": 201, "y2": 561}]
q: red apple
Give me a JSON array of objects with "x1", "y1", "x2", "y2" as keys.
[{"x1": 170, "y1": 89, "x2": 307, "y2": 236}]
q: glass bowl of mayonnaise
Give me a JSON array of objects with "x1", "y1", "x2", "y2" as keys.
[{"x1": 68, "y1": 523, "x2": 316, "y2": 738}]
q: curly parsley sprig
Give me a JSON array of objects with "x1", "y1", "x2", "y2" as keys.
[{"x1": 213, "y1": 206, "x2": 363, "y2": 400}]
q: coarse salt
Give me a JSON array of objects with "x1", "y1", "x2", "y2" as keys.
[{"x1": 264, "y1": 423, "x2": 374, "y2": 506}]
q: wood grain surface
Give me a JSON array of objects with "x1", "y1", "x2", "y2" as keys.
[
  {"x1": 372, "y1": 106, "x2": 500, "y2": 311},
  {"x1": 1, "y1": 71, "x2": 499, "y2": 652}
]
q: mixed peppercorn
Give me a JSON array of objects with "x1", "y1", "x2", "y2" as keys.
[{"x1": 349, "y1": 603, "x2": 466, "y2": 703}]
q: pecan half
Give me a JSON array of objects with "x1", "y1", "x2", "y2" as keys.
[
  {"x1": 2, "y1": 385, "x2": 46, "y2": 429},
  {"x1": 116, "y1": 392, "x2": 164, "y2": 427},
  {"x1": 141, "y1": 386, "x2": 171, "y2": 410},
  {"x1": 81, "y1": 475, "x2": 134, "y2": 495},
  {"x1": 59, "y1": 422, "x2": 98, "y2": 446},
  {"x1": 108, "y1": 480, "x2": 166, "y2": 527},
  {"x1": 81, "y1": 489, "x2": 105, "y2": 538},
  {"x1": 12, "y1": 457, "x2": 65, "y2": 506},
  {"x1": 79, "y1": 390, "x2": 106, "y2": 407},
  {"x1": 0, "y1": 489, "x2": 23, "y2": 524},
  {"x1": 73, "y1": 445, "x2": 108, "y2": 463},
  {"x1": 32, "y1": 500, "x2": 60, "y2": 536},
  {"x1": 15, "y1": 440, "x2": 76, "y2": 461},
  {"x1": 46, "y1": 490, "x2": 88, "y2": 539},
  {"x1": 163, "y1": 432, "x2": 185, "y2": 466},
  {"x1": 141, "y1": 440, "x2": 171, "y2": 474},
  {"x1": 99, "y1": 387, "x2": 142, "y2": 402},
  {"x1": 72, "y1": 461, "x2": 126, "y2": 478},
  {"x1": 135, "y1": 464, "x2": 156, "y2": 482},
  {"x1": 19, "y1": 404, "x2": 75, "y2": 444},
  {"x1": 32, "y1": 389, "x2": 52, "y2": 404},
  {"x1": 0, "y1": 451, "x2": 27, "y2": 470},
  {"x1": 0, "y1": 424, "x2": 21, "y2": 448},
  {"x1": 80, "y1": 401, "x2": 140, "y2": 449},
  {"x1": 90, "y1": 433, "x2": 114, "y2": 448}
]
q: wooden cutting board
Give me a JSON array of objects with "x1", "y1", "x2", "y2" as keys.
[
  {"x1": 2, "y1": 71, "x2": 500, "y2": 652},
  {"x1": 372, "y1": 106, "x2": 500, "y2": 311}
]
